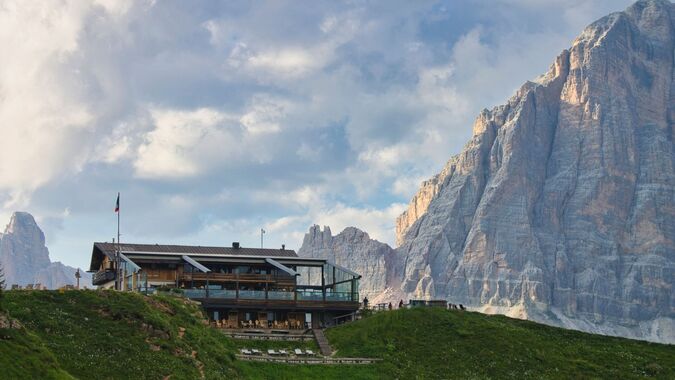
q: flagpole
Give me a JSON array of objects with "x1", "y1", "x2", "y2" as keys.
[{"x1": 116, "y1": 192, "x2": 120, "y2": 291}]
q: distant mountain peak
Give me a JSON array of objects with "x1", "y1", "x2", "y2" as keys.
[{"x1": 0, "y1": 211, "x2": 90, "y2": 288}]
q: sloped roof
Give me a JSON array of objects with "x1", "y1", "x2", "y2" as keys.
[{"x1": 89, "y1": 242, "x2": 297, "y2": 272}]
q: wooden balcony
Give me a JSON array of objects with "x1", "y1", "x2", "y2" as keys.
[
  {"x1": 179, "y1": 288, "x2": 359, "y2": 311},
  {"x1": 180, "y1": 272, "x2": 296, "y2": 287},
  {"x1": 92, "y1": 270, "x2": 115, "y2": 285}
]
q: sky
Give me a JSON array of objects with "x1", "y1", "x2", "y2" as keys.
[{"x1": 0, "y1": 0, "x2": 635, "y2": 270}]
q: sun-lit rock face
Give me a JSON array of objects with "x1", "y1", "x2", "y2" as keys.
[
  {"x1": 303, "y1": 0, "x2": 675, "y2": 343},
  {"x1": 0, "y1": 212, "x2": 90, "y2": 288},
  {"x1": 395, "y1": 0, "x2": 675, "y2": 343}
]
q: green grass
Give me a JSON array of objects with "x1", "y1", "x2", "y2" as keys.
[
  {"x1": 0, "y1": 323, "x2": 74, "y2": 379},
  {"x1": 325, "y1": 307, "x2": 675, "y2": 379},
  {"x1": 2, "y1": 290, "x2": 238, "y2": 379},
  {"x1": 1, "y1": 291, "x2": 673, "y2": 379}
]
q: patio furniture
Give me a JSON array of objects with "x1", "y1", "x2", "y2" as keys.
[
  {"x1": 240, "y1": 349, "x2": 252, "y2": 355},
  {"x1": 267, "y1": 349, "x2": 278, "y2": 356},
  {"x1": 294, "y1": 349, "x2": 304, "y2": 356},
  {"x1": 251, "y1": 349, "x2": 261, "y2": 355},
  {"x1": 306, "y1": 350, "x2": 315, "y2": 356},
  {"x1": 279, "y1": 349, "x2": 288, "y2": 356}
]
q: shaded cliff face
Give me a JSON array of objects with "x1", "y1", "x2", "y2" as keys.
[
  {"x1": 394, "y1": 0, "x2": 674, "y2": 343},
  {"x1": 0, "y1": 212, "x2": 90, "y2": 288},
  {"x1": 298, "y1": 225, "x2": 399, "y2": 301}
]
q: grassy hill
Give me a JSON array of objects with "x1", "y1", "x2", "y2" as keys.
[{"x1": 0, "y1": 291, "x2": 673, "y2": 379}]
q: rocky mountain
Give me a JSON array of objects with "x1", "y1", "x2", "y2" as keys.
[
  {"x1": 300, "y1": 0, "x2": 675, "y2": 343},
  {"x1": 298, "y1": 225, "x2": 399, "y2": 301},
  {"x1": 0, "y1": 212, "x2": 90, "y2": 289}
]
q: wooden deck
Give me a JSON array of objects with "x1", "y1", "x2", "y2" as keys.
[
  {"x1": 181, "y1": 272, "x2": 296, "y2": 286},
  {"x1": 200, "y1": 297, "x2": 360, "y2": 311}
]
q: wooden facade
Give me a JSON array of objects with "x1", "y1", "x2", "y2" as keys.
[{"x1": 88, "y1": 242, "x2": 361, "y2": 328}]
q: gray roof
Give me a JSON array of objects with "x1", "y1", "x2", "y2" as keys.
[{"x1": 89, "y1": 241, "x2": 297, "y2": 271}]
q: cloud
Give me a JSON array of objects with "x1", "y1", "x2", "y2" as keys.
[
  {"x1": 0, "y1": 0, "x2": 636, "y2": 269},
  {"x1": 134, "y1": 108, "x2": 241, "y2": 178},
  {"x1": 0, "y1": 1, "x2": 94, "y2": 206}
]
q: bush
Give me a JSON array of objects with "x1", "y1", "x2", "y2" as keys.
[{"x1": 0, "y1": 262, "x2": 5, "y2": 310}]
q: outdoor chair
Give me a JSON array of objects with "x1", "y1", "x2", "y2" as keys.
[
  {"x1": 267, "y1": 349, "x2": 278, "y2": 356},
  {"x1": 306, "y1": 350, "x2": 315, "y2": 356},
  {"x1": 251, "y1": 349, "x2": 261, "y2": 355},
  {"x1": 279, "y1": 349, "x2": 288, "y2": 356},
  {"x1": 240, "y1": 349, "x2": 252, "y2": 355},
  {"x1": 294, "y1": 349, "x2": 304, "y2": 356}
]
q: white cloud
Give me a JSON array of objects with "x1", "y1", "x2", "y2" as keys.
[
  {"x1": 248, "y1": 48, "x2": 319, "y2": 76},
  {"x1": 134, "y1": 108, "x2": 240, "y2": 178},
  {"x1": 0, "y1": 0, "x2": 637, "y2": 269},
  {"x1": 239, "y1": 95, "x2": 289, "y2": 135},
  {"x1": 0, "y1": 1, "x2": 94, "y2": 206}
]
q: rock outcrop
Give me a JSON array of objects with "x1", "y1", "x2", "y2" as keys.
[
  {"x1": 397, "y1": 0, "x2": 675, "y2": 343},
  {"x1": 298, "y1": 225, "x2": 399, "y2": 301},
  {"x1": 302, "y1": 0, "x2": 675, "y2": 344},
  {"x1": 0, "y1": 212, "x2": 90, "y2": 289}
]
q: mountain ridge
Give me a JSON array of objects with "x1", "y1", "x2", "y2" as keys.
[{"x1": 300, "y1": 0, "x2": 675, "y2": 344}]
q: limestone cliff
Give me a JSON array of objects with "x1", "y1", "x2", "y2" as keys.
[
  {"x1": 394, "y1": 0, "x2": 675, "y2": 343},
  {"x1": 0, "y1": 212, "x2": 90, "y2": 289},
  {"x1": 303, "y1": 0, "x2": 675, "y2": 344}
]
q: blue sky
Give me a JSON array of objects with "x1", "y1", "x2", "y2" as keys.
[{"x1": 0, "y1": 0, "x2": 634, "y2": 270}]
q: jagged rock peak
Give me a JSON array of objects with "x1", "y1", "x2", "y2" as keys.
[
  {"x1": 5, "y1": 212, "x2": 45, "y2": 240},
  {"x1": 0, "y1": 211, "x2": 90, "y2": 288},
  {"x1": 392, "y1": 0, "x2": 674, "y2": 343},
  {"x1": 301, "y1": 225, "x2": 333, "y2": 249},
  {"x1": 298, "y1": 225, "x2": 399, "y2": 301}
]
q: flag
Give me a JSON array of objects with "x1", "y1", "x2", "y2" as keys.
[{"x1": 115, "y1": 193, "x2": 120, "y2": 213}]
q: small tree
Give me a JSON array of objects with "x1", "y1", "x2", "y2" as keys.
[
  {"x1": 0, "y1": 262, "x2": 5, "y2": 310},
  {"x1": 0, "y1": 262, "x2": 5, "y2": 289}
]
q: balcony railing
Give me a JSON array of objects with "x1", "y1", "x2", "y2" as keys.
[
  {"x1": 179, "y1": 272, "x2": 295, "y2": 284},
  {"x1": 92, "y1": 270, "x2": 116, "y2": 285},
  {"x1": 180, "y1": 288, "x2": 357, "y2": 303}
]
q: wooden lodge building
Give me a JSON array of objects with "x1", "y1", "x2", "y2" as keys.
[{"x1": 88, "y1": 242, "x2": 361, "y2": 329}]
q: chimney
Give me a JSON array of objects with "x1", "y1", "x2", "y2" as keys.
[
  {"x1": 232, "y1": 242, "x2": 240, "y2": 249},
  {"x1": 281, "y1": 244, "x2": 285, "y2": 250}
]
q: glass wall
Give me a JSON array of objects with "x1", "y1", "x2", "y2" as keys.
[
  {"x1": 322, "y1": 262, "x2": 359, "y2": 302},
  {"x1": 172, "y1": 259, "x2": 360, "y2": 303}
]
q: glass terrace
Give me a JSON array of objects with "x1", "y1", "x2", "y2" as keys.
[{"x1": 119, "y1": 254, "x2": 360, "y2": 304}]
